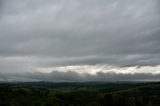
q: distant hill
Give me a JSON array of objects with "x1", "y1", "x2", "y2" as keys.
[{"x1": 0, "y1": 81, "x2": 160, "y2": 106}]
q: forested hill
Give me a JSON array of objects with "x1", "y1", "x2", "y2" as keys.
[{"x1": 0, "y1": 81, "x2": 160, "y2": 106}]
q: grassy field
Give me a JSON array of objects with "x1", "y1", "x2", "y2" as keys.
[{"x1": 0, "y1": 82, "x2": 160, "y2": 106}]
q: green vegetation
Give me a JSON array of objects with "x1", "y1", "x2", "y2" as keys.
[{"x1": 0, "y1": 82, "x2": 160, "y2": 106}]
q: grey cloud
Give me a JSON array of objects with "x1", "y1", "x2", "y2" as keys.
[{"x1": 0, "y1": 0, "x2": 160, "y2": 76}]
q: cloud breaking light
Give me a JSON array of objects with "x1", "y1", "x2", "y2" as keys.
[{"x1": 37, "y1": 65, "x2": 160, "y2": 75}]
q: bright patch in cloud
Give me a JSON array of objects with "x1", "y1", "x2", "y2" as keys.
[{"x1": 37, "y1": 65, "x2": 160, "y2": 75}]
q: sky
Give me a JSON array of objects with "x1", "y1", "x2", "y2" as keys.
[{"x1": 0, "y1": 0, "x2": 160, "y2": 82}]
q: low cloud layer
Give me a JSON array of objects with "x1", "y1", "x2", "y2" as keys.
[
  {"x1": 1, "y1": 65, "x2": 160, "y2": 82},
  {"x1": 0, "y1": 0, "x2": 160, "y2": 81},
  {"x1": 0, "y1": 71, "x2": 160, "y2": 82}
]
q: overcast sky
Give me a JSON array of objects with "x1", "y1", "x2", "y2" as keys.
[{"x1": 0, "y1": 0, "x2": 160, "y2": 82}]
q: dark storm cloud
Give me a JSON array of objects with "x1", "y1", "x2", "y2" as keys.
[{"x1": 0, "y1": 0, "x2": 160, "y2": 80}]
